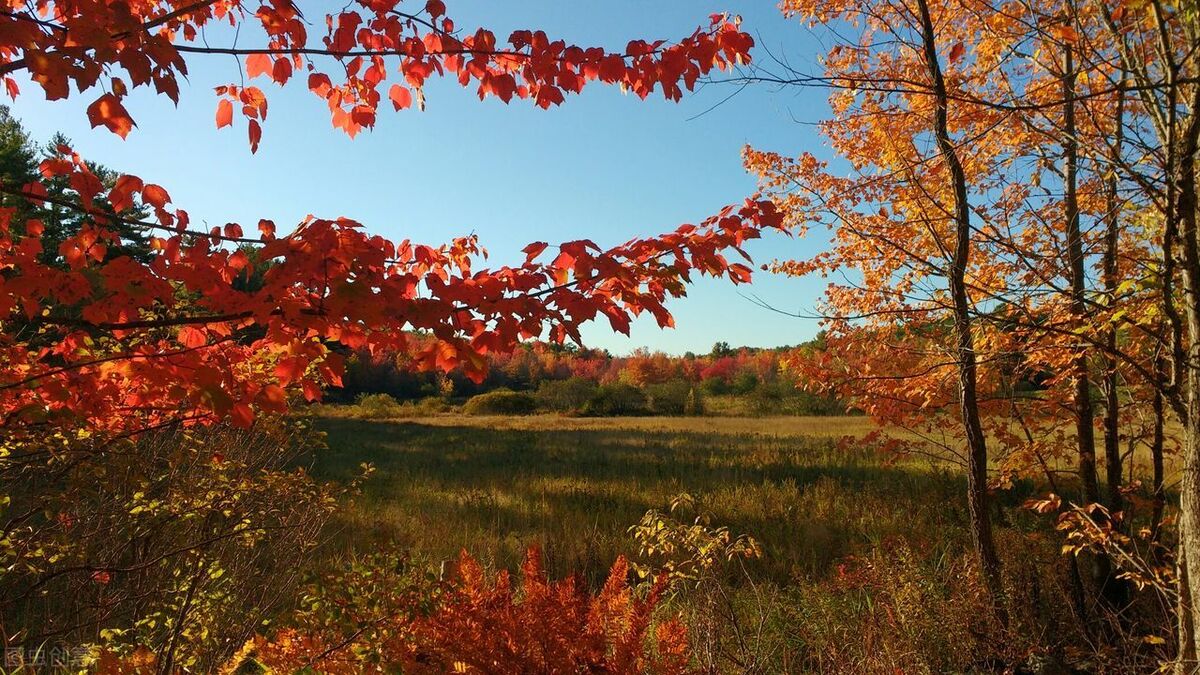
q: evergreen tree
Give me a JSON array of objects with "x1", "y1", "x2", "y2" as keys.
[
  {"x1": 40, "y1": 132, "x2": 152, "y2": 265},
  {"x1": 0, "y1": 106, "x2": 40, "y2": 228},
  {"x1": 0, "y1": 108, "x2": 152, "y2": 266}
]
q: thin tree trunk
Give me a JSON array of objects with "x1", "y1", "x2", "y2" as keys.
[
  {"x1": 914, "y1": 0, "x2": 1005, "y2": 622},
  {"x1": 1092, "y1": 0, "x2": 1197, "y2": 664},
  {"x1": 1101, "y1": 75, "x2": 1126, "y2": 515},
  {"x1": 1078, "y1": 57, "x2": 1130, "y2": 618},
  {"x1": 1062, "y1": 33, "x2": 1120, "y2": 620},
  {"x1": 1063, "y1": 41, "x2": 1103, "y2": 510},
  {"x1": 1152, "y1": 350, "x2": 1167, "y2": 543}
]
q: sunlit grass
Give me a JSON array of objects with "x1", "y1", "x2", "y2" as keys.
[{"x1": 308, "y1": 414, "x2": 1037, "y2": 587}]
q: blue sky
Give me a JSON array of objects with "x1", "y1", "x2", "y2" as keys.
[{"x1": 9, "y1": 1, "x2": 835, "y2": 355}]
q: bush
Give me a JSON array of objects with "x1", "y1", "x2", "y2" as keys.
[
  {"x1": 583, "y1": 383, "x2": 649, "y2": 416},
  {"x1": 781, "y1": 535, "x2": 1088, "y2": 673},
  {"x1": 700, "y1": 377, "x2": 732, "y2": 396},
  {"x1": 218, "y1": 547, "x2": 693, "y2": 674},
  {"x1": 410, "y1": 396, "x2": 452, "y2": 415},
  {"x1": 319, "y1": 395, "x2": 452, "y2": 419},
  {"x1": 749, "y1": 382, "x2": 845, "y2": 416},
  {"x1": 463, "y1": 389, "x2": 538, "y2": 415},
  {"x1": 535, "y1": 377, "x2": 597, "y2": 413},
  {"x1": 732, "y1": 371, "x2": 759, "y2": 395},
  {"x1": 2, "y1": 419, "x2": 352, "y2": 672},
  {"x1": 644, "y1": 379, "x2": 704, "y2": 416},
  {"x1": 354, "y1": 392, "x2": 407, "y2": 418}
]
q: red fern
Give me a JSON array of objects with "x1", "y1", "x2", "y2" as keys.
[
  {"x1": 238, "y1": 546, "x2": 693, "y2": 674},
  {"x1": 407, "y1": 546, "x2": 691, "y2": 673}
]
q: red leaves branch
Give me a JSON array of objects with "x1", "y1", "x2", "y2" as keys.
[
  {"x1": 0, "y1": 0, "x2": 754, "y2": 150},
  {"x1": 0, "y1": 148, "x2": 784, "y2": 437}
]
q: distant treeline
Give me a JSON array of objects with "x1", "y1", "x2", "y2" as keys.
[{"x1": 328, "y1": 338, "x2": 850, "y2": 417}]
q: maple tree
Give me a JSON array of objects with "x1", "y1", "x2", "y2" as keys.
[
  {"x1": 0, "y1": 0, "x2": 783, "y2": 666},
  {"x1": 0, "y1": 0, "x2": 755, "y2": 146},
  {"x1": 0, "y1": 1, "x2": 778, "y2": 440},
  {"x1": 0, "y1": 156, "x2": 780, "y2": 437}
]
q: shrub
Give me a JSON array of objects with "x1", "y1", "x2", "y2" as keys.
[
  {"x1": 749, "y1": 382, "x2": 845, "y2": 416},
  {"x1": 2, "y1": 419, "x2": 354, "y2": 672},
  {"x1": 411, "y1": 396, "x2": 452, "y2": 415},
  {"x1": 354, "y1": 392, "x2": 407, "y2": 418},
  {"x1": 462, "y1": 389, "x2": 538, "y2": 415},
  {"x1": 732, "y1": 370, "x2": 759, "y2": 395},
  {"x1": 583, "y1": 383, "x2": 649, "y2": 416},
  {"x1": 314, "y1": 395, "x2": 454, "y2": 419},
  {"x1": 535, "y1": 377, "x2": 597, "y2": 413},
  {"x1": 644, "y1": 379, "x2": 704, "y2": 416},
  {"x1": 631, "y1": 495, "x2": 779, "y2": 673},
  {"x1": 700, "y1": 376, "x2": 731, "y2": 396},
  {"x1": 234, "y1": 547, "x2": 693, "y2": 674},
  {"x1": 785, "y1": 538, "x2": 1022, "y2": 673}
]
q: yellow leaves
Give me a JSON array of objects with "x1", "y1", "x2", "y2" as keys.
[{"x1": 1023, "y1": 493, "x2": 1062, "y2": 514}]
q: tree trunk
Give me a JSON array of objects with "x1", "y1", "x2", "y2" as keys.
[
  {"x1": 1179, "y1": 541, "x2": 1197, "y2": 674},
  {"x1": 914, "y1": 0, "x2": 1005, "y2": 621},
  {"x1": 1075, "y1": 55, "x2": 1130, "y2": 618},
  {"x1": 1101, "y1": 75, "x2": 1126, "y2": 515},
  {"x1": 1177, "y1": 199, "x2": 1200, "y2": 674},
  {"x1": 1062, "y1": 41, "x2": 1103, "y2": 510},
  {"x1": 1174, "y1": 80, "x2": 1200, "y2": 671},
  {"x1": 1152, "y1": 352, "x2": 1166, "y2": 543}
]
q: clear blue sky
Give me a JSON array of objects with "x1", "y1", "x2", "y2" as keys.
[{"x1": 9, "y1": 1, "x2": 835, "y2": 355}]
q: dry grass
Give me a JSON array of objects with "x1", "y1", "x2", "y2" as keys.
[
  {"x1": 304, "y1": 411, "x2": 1168, "y2": 671},
  {"x1": 309, "y1": 413, "x2": 991, "y2": 586}
]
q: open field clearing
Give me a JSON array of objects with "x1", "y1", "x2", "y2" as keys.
[
  {"x1": 312, "y1": 414, "x2": 993, "y2": 583},
  {"x1": 334, "y1": 413, "x2": 881, "y2": 438},
  {"x1": 304, "y1": 412, "x2": 1138, "y2": 671}
]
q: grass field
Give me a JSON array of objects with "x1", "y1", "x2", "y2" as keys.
[
  {"x1": 305, "y1": 413, "x2": 1150, "y2": 670},
  {"x1": 310, "y1": 414, "x2": 993, "y2": 584}
]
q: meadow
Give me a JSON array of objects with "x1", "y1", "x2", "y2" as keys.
[
  {"x1": 312, "y1": 414, "x2": 924, "y2": 577},
  {"x1": 304, "y1": 412, "x2": 1105, "y2": 672}
]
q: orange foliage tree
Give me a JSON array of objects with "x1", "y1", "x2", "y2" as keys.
[{"x1": 741, "y1": 0, "x2": 1194, "y2": 655}]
